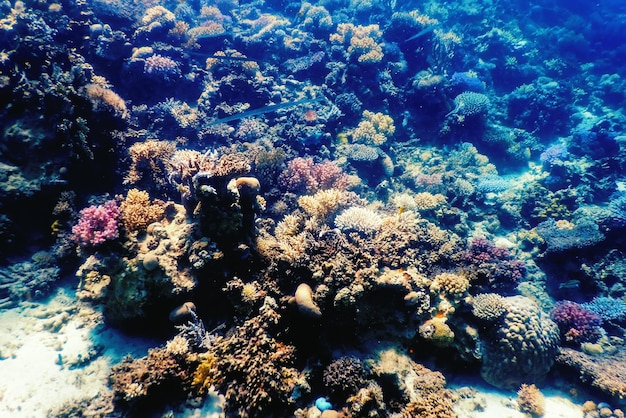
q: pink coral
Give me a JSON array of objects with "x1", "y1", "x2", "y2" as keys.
[
  {"x1": 71, "y1": 200, "x2": 120, "y2": 247},
  {"x1": 278, "y1": 157, "x2": 350, "y2": 194}
]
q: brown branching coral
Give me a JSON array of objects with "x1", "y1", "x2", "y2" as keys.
[
  {"x1": 517, "y1": 383, "x2": 546, "y2": 417},
  {"x1": 119, "y1": 188, "x2": 165, "y2": 233},
  {"x1": 198, "y1": 298, "x2": 307, "y2": 417},
  {"x1": 372, "y1": 211, "x2": 464, "y2": 273},
  {"x1": 125, "y1": 140, "x2": 177, "y2": 189},
  {"x1": 110, "y1": 344, "x2": 198, "y2": 407},
  {"x1": 369, "y1": 348, "x2": 457, "y2": 417}
]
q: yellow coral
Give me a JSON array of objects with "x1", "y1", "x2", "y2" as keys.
[
  {"x1": 352, "y1": 110, "x2": 395, "y2": 145},
  {"x1": 192, "y1": 352, "x2": 220, "y2": 394},
  {"x1": 430, "y1": 272, "x2": 470, "y2": 298},
  {"x1": 120, "y1": 188, "x2": 165, "y2": 233},
  {"x1": 413, "y1": 192, "x2": 446, "y2": 211},
  {"x1": 330, "y1": 23, "x2": 384, "y2": 63},
  {"x1": 419, "y1": 317, "x2": 454, "y2": 346}
]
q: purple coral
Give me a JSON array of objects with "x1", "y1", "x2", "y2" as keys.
[
  {"x1": 71, "y1": 200, "x2": 120, "y2": 247},
  {"x1": 463, "y1": 237, "x2": 526, "y2": 294},
  {"x1": 144, "y1": 54, "x2": 181, "y2": 79},
  {"x1": 550, "y1": 301, "x2": 602, "y2": 345},
  {"x1": 278, "y1": 157, "x2": 350, "y2": 194}
]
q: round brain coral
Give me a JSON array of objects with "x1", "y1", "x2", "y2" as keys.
[{"x1": 479, "y1": 296, "x2": 560, "y2": 389}]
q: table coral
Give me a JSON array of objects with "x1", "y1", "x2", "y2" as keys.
[{"x1": 556, "y1": 346, "x2": 626, "y2": 404}]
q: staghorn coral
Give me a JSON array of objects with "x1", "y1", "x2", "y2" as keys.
[
  {"x1": 119, "y1": 188, "x2": 164, "y2": 233},
  {"x1": 471, "y1": 293, "x2": 507, "y2": 321},
  {"x1": 478, "y1": 296, "x2": 560, "y2": 389}
]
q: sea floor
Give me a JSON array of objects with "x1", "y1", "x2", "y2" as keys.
[
  {"x1": 0, "y1": 287, "x2": 586, "y2": 418},
  {"x1": 451, "y1": 380, "x2": 583, "y2": 418},
  {"x1": 0, "y1": 286, "x2": 156, "y2": 417}
]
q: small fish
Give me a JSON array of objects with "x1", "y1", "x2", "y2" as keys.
[
  {"x1": 397, "y1": 205, "x2": 407, "y2": 215},
  {"x1": 404, "y1": 26, "x2": 436, "y2": 43},
  {"x1": 559, "y1": 279, "x2": 580, "y2": 289}
]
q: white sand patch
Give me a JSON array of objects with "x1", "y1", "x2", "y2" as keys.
[
  {"x1": 0, "y1": 287, "x2": 155, "y2": 417},
  {"x1": 453, "y1": 381, "x2": 584, "y2": 418}
]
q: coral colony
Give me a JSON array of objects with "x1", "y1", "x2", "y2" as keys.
[{"x1": 1, "y1": 0, "x2": 626, "y2": 417}]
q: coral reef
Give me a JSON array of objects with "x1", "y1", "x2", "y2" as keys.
[
  {"x1": 5, "y1": 0, "x2": 626, "y2": 415},
  {"x1": 322, "y1": 356, "x2": 367, "y2": 402}
]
